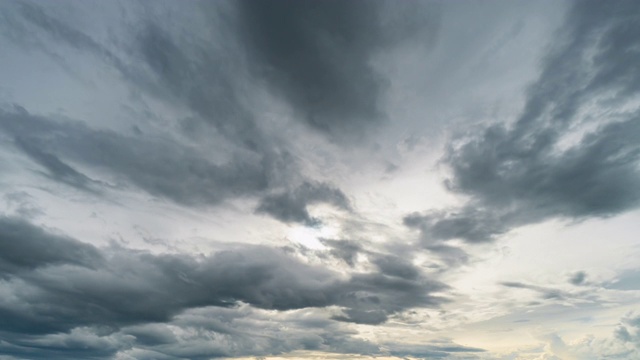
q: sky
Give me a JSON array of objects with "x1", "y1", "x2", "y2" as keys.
[{"x1": 0, "y1": 0, "x2": 639, "y2": 359}]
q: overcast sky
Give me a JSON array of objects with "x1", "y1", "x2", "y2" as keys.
[{"x1": 0, "y1": 1, "x2": 639, "y2": 359}]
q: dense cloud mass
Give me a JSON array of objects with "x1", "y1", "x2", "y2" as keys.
[
  {"x1": 0, "y1": 106, "x2": 275, "y2": 205},
  {"x1": 0, "y1": 0, "x2": 639, "y2": 359},
  {"x1": 407, "y1": 0, "x2": 640, "y2": 244},
  {"x1": 0, "y1": 217, "x2": 449, "y2": 358},
  {"x1": 236, "y1": 0, "x2": 386, "y2": 137}
]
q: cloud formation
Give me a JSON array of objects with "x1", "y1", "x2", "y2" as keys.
[
  {"x1": 235, "y1": 0, "x2": 388, "y2": 137},
  {"x1": 256, "y1": 181, "x2": 351, "y2": 226},
  {"x1": 0, "y1": 1, "x2": 638, "y2": 359},
  {"x1": 0, "y1": 217, "x2": 448, "y2": 357},
  {"x1": 407, "y1": 0, "x2": 640, "y2": 244}
]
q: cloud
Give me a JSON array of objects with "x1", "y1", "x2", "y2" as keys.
[
  {"x1": 332, "y1": 308, "x2": 389, "y2": 326},
  {"x1": 235, "y1": 0, "x2": 439, "y2": 139},
  {"x1": 13, "y1": 137, "x2": 98, "y2": 191},
  {"x1": 235, "y1": 0, "x2": 382, "y2": 138},
  {"x1": 0, "y1": 217, "x2": 456, "y2": 358},
  {"x1": 407, "y1": 0, "x2": 640, "y2": 244},
  {"x1": 2, "y1": 3, "x2": 374, "y2": 212},
  {"x1": 133, "y1": 20, "x2": 267, "y2": 151},
  {"x1": 0, "y1": 106, "x2": 277, "y2": 205},
  {"x1": 569, "y1": 271, "x2": 587, "y2": 286},
  {"x1": 500, "y1": 282, "x2": 568, "y2": 301},
  {"x1": 0, "y1": 217, "x2": 102, "y2": 276},
  {"x1": 371, "y1": 255, "x2": 420, "y2": 280},
  {"x1": 524, "y1": 312, "x2": 640, "y2": 359},
  {"x1": 256, "y1": 181, "x2": 351, "y2": 226},
  {"x1": 0, "y1": 217, "x2": 447, "y2": 336},
  {"x1": 3, "y1": 192, "x2": 44, "y2": 219}
]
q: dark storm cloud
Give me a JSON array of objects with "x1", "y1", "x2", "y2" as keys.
[
  {"x1": 604, "y1": 269, "x2": 640, "y2": 291},
  {"x1": 615, "y1": 313, "x2": 640, "y2": 348},
  {"x1": 371, "y1": 255, "x2": 419, "y2": 280},
  {"x1": 256, "y1": 181, "x2": 351, "y2": 226},
  {"x1": 7, "y1": 1, "x2": 264, "y2": 151},
  {"x1": 162, "y1": 307, "x2": 381, "y2": 358},
  {"x1": 2, "y1": 1, "x2": 138, "y2": 91},
  {"x1": 2, "y1": 3, "x2": 370, "y2": 212},
  {"x1": 235, "y1": 0, "x2": 385, "y2": 137},
  {"x1": 235, "y1": 0, "x2": 439, "y2": 138},
  {"x1": 0, "y1": 106, "x2": 274, "y2": 205},
  {"x1": 0, "y1": 217, "x2": 447, "y2": 338},
  {"x1": 318, "y1": 239, "x2": 431, "y2": 286},
  {"x1": 404, "y1": 209, "x2": 505, "y2": 244},
  {"x1": 408, "y1": 0, "x2": 640, "y2": 244},
  {"x1": 3, "y1": 192, "x2": 44, "y2": 219},
  {"x1": 332, "y1": 308, "x2": 389, "y2": 325},
  {"x1": 6, "y1": 2, "x2": 119, "y2": 64},
  {"x1": 134, "y1": 21, "x2": 267, "y2": 151},
  {"x1": 0, "y1": 217, "x2": 102, "y2": 275},
  {"x1": 320, "y1": 239, "x2": 361, "y2": 266}
]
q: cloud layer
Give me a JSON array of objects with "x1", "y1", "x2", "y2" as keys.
[{"x1": 0, "y1": 0, "x2": 638, "y2": 359}]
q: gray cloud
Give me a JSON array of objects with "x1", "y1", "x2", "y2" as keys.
[
  {"x1": 372, "y1": 255, "x2": 420, "y2": 280},
  {"x1": 3, "y1": 192, "x2": 44, "y2": 219},
  {"x1": 604, "y1": 269, "x2": 640, "y2": 291},
  {"x1": 569, "y1": 271, "x2": 587, "y2": 286},
  {"x1": 320, "y1": 239, "x2": 362, "y2": 267},
  {"x1": 14, "y1": 137, "x2": 98, "y2": 191},
  {"x1": 3, "y1": 0, "x2": 438, "y2": 147},
  {"x1": 407, "y1": 0, "x2": 640, "y2": 244},
  {"x1": 0, "y1": 217, "x2": 102, "y2": 276},
  {"x1": 235, "y1": 0, "x2": 438, "y2": 139},
  {"x1": 256, "y1": 181, "x2": 351, "y2": 226},
  {"x1": 0, "y1": 106, "x2": 275, "y2": 205},
  {"x1": 163, "y1": 307, "x2": 381, "y2": 358},
  {"x1": 0, "y1": 217, "x2": 446, "y2": 338}
]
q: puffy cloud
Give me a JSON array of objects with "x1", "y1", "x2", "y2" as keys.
[{"x1": 0, "y1": 106, "x2": 276, "y2": 205}]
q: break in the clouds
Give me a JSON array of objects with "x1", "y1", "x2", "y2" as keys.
[{"x1": 0, "y1": 0, "x2": 639, "y2": 359}]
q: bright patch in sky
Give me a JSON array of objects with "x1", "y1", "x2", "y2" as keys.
[{"x1": 288, "y1": 225, "x2": 336, "y2": 250}]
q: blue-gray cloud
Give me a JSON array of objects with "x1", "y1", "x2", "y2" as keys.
[
  {"x1": 256, "y1": 181, "x2": 351, "y2": 226},
  {"x1": 407, "y1": 0, "x2": 640, "y2": 244},
  {"x1": 0, "y1": 216, "x2": 447, "y2": 359}
]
